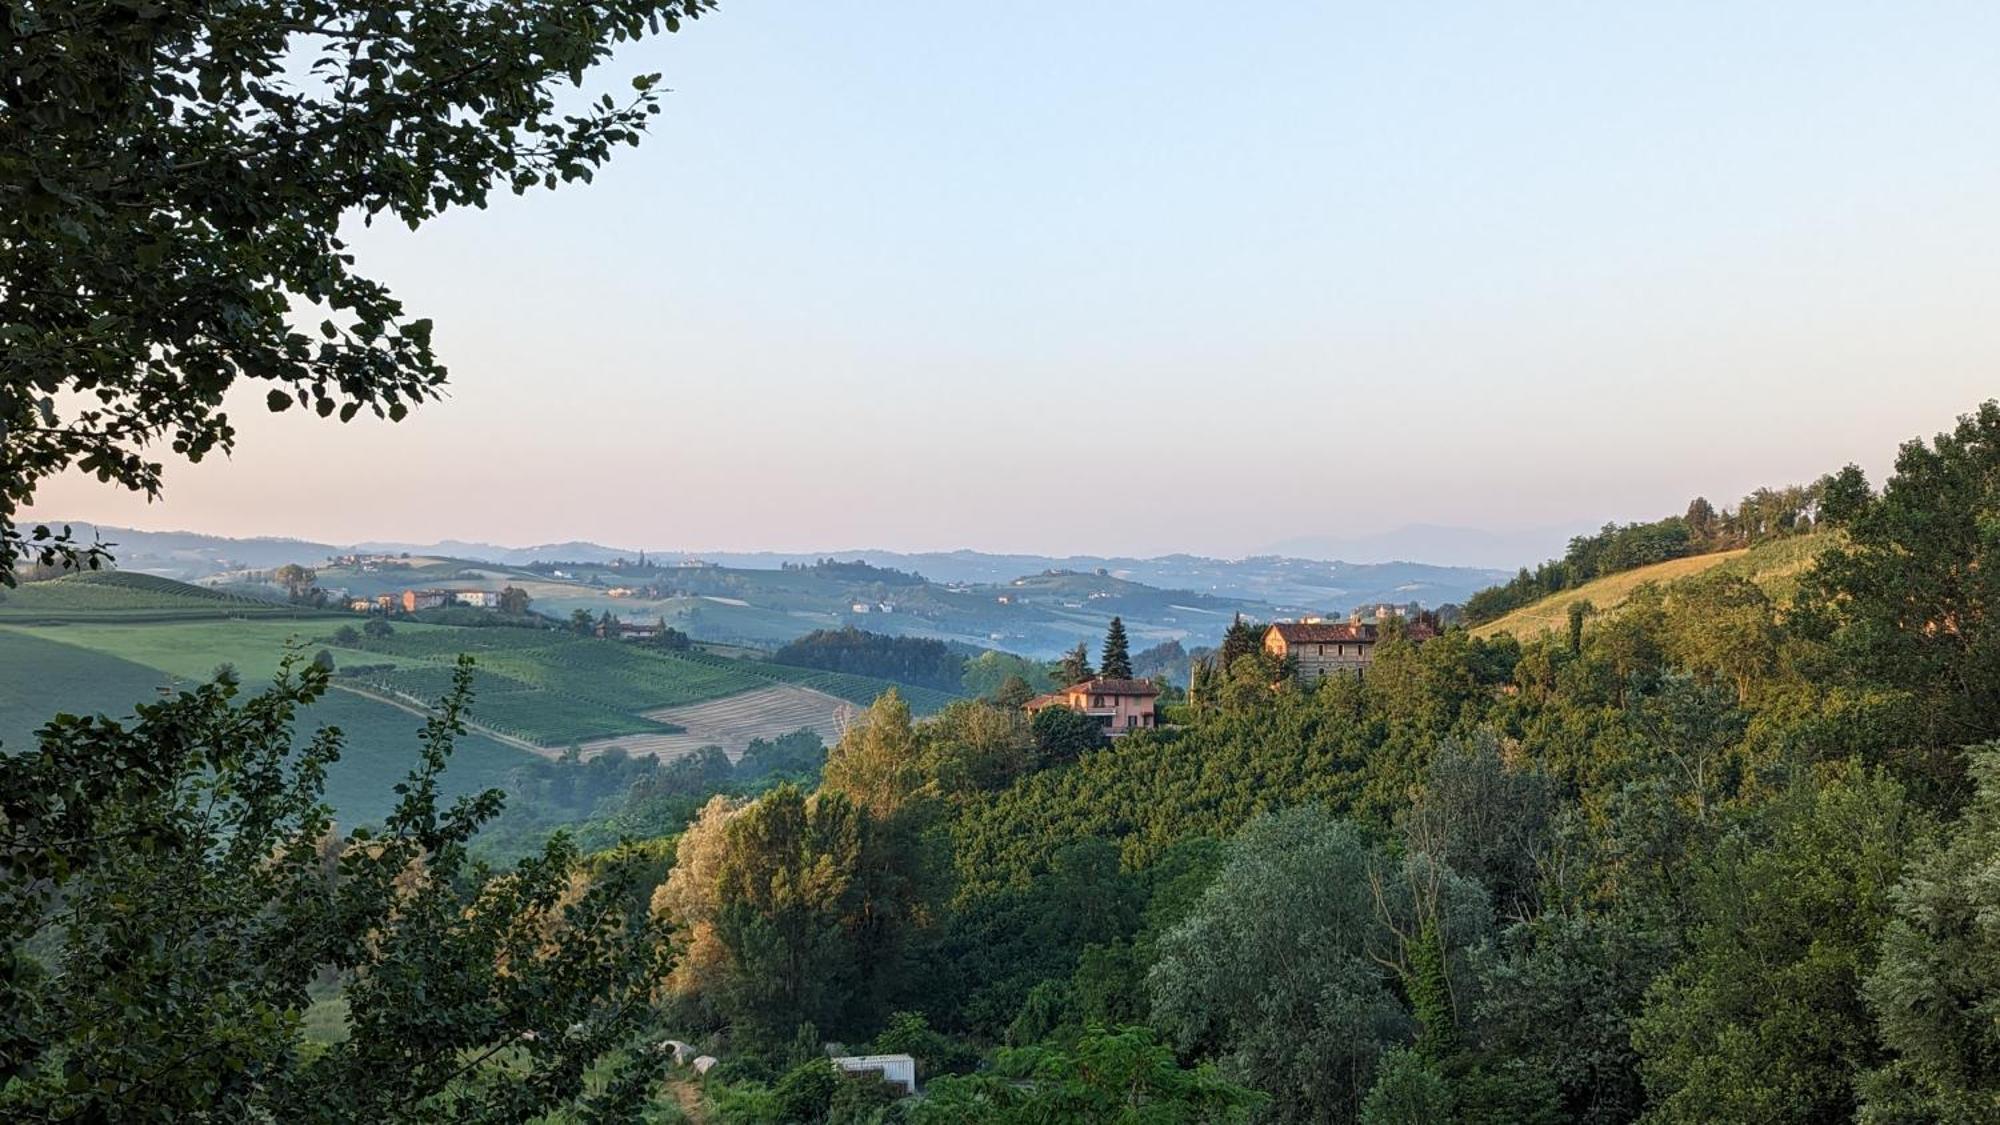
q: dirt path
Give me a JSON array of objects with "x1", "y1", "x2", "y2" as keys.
[{"x1": 667, "y1": 1078, "x2": 708, "y2": 1123}]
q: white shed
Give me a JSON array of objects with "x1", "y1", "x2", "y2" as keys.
[{"x1": 831, "y1": 1053, "x2": 917, "y2": 1095}]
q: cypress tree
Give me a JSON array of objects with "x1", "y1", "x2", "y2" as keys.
[
  {"x1": 1218, "y1": 613, "x2": 1261, "y2": 672},
  {"x1": 1100, "y1": 617, "x2": 1133, "y2": 679}
]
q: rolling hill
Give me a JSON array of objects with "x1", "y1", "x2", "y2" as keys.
[
  {"x1": 1471, "y1": 534, "x2": 1827, "y2": 640},
  {"x1": 1, "y1": 572, "x2": 957, "y2": 821},
  {"x1": 26, "y1": 524, "x2": 1511, "y2": 657},
  {"x1": 0, "y1": 570, "x2": 323, "y2": 623}
]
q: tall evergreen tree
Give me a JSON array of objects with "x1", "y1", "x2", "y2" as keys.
[
  {"x1": 1059, "y1": 643, "x2": 1095, "y2": 686},
  {"x1": 1101, "y1": 617, "x2": 1134, "y2": 679}
]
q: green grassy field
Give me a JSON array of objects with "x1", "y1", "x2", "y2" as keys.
[
  {"x1": 4, "y1": 573, "x2": 954, "y2": 760},
  {"x1": 0, "y1": 629, "x2": 535, "y2": 828},
  {"x1": 0, "y1": 570, "x2": 325, "y2": 624},
  {"x1": 1472, "y1": 534, "x2": 1830, "y2": 640}
]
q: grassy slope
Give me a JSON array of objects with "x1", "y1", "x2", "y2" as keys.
[
  {"x1": 0, "y1": 629, "x2": 533, "y2": 829},
  {"x1": 0, "y1": 570, "x2": 327, "y2": 624},
  {"x1": 5, "y1": 575, "x2": 954, "y2": 753},
  {"x1": 1472, "y1": 535, "x2": 1827, "y2": 640}
]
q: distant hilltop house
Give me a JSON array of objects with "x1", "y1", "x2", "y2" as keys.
[
  {"x1": 401, "y1": 588, "x2": 451, "y2": 612},
  {"x1": 1026, "y1": 677, "x2": 1161, "y2": 736},
  {"x1": 452, "y1": 590, "x2": 499, "y2": 608},
  {"x1": 1264, "y1": 613, "x2": 1437, "y2": 684}
]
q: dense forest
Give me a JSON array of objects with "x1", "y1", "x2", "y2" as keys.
[
  {"x1": 1462, "y1": 484, "x2": 1822, "y2": 624},
  {"x1": 771, "y1": 627, "x2": 968, "y2": 693}
]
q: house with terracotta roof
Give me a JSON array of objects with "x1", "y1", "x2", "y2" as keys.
[
  {"x1": 1025, "y1": 677, "x2": 1161, "y2": 736},
  {"x1": 1264, "y1": 620, "x2": 1381, "y2": 683},
  {"x1": 1264, "y1": 616, "x2": 1437, "y2": 683}
]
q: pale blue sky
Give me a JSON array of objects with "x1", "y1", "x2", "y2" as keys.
[{"x1": 39, "y1": 2, "x2": 2000, "y2": 561}]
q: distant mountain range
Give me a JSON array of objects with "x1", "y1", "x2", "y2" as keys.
[
  {"x1": 34, "y1": 523, "x2": 1514, "y2": 619},
  {"x1": 1260, "y1": 522, "x2": 1600, "y2": 570}
]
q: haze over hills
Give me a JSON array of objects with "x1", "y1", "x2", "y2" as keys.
[
  {"x1": 1260, "y1": 521, "x2": 1603, "y2": 570},
  {"x1": 35, "y1": 522, "x2": 1509, "y2": 615}
]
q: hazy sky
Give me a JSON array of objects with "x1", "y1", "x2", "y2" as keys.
[{"x1": 34, "y1": 2, "x2": 2000, "y2": 560}]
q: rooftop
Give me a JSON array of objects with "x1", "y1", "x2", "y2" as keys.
[
  {"x1": 1067, "y1": 676, "x2": 1161, "y2": 696},
  {"x1": 1268, "y1": 621, "x2": 1378, "y2": 644}
]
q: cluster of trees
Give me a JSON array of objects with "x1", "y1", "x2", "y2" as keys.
[
  {"x1": 563, "y1": 609, "x2": 693, "y2": 649},
  {"x1": 643, "y1": 404, "x2": 2000, "y2": 1120},
  {"x1": 1057, "y1": 616, "x2": 1137, "y2": 686},
  {"x1": 772, "y1": 627, "x2": 965, "y2": 692},
  {"x1": 787, "y1": 558, "x2": 929, "y2": 586},
  {"x1": 1464, "y1": 484, "x2": 1822, "y2": 624}
]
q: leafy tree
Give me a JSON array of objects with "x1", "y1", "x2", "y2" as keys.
[
  {"x1": 736, "y1": 729, "x2": 829, "y2": 783},
  {"x1": 1399, "y1": 731, "x2": 1555, "y2": 922},
  {"x1": 498, "y1": 586, "x2": 532, "y2": 616},
  {"x1": 1029, "y1": 703, "x2": 1102, "y2": 766},
  {"x1": 1803, "y1": 400, "x2": 2000, "y2": 792},
  {"x1": 310, "y1": 648, "x2": 335, "y2": 673},
  {"x1": 361, "y1": 617, "x2": 393, "y2": 639},
  {"x1": 1, "y1": 0, "x2": 716, "y2": 581},
  {"x1": 1149, "y1": 808, "x2": 1414, "y2": 1122},
  {"x1": 990, "y1": 674, "x2": 1036, "y2": 709},
  {"x1": 922, "y1": 700, "x2": 1036, "y2": 795},
  {"x1": 273, "y1": 563, "x2": 318, "y2": 601},
  {"x1": 962, "y1": 651, "x2": 1054, "y2": 699},
  {"x1": 708, "y1": 785, "x2": 864, "y2": 1039},
  {"x1": 1631, "y1": 763, "x2": 1916, "y2": 1124},
  {"x1": 821, "y1": 691, "x2": 925, "y2": 821},
  {"x1": 1359, "y1": 1048, "x2": 1454, "y2": 1125},
  {"x1": 1099, "y1": 616, "x2": 1133, "y2": 679},
  {"x1": 870, "y1": 1010, "x2": 979, "y2": 1077},
  {"x1": 569, "y1": 608, "x2": 596, "y2": 636},
  {"x1": 1684, "y1": 496, "x2": 1720, "y2": 549},
  {"x1": 1663, "y1": 573, "x2": 1779, "y2": 700},
  {"x1": 0, "y1": 658, "x2": 669, "y2": 1120},
  {"x1": 1058, "y1": 642, "x2": 1094, "y2": 687},
  {"x1": 1861, "y1": 742, "x2": 2000, "y2": 1122},
  {"x1": 912, "y1": 1025, "x2": 1267, "y2": 1123},
  {"x1": 332, "y1": 624, "x2": 361, "y2": 645},
  {"x1": 1474, "y1": 911, "x2": 1665, "y2": 1124}
]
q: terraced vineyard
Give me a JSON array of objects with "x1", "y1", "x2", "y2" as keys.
[
  {"x1": 4, "y1": 574, "x2": 960, "y2": 758},
  {"x1": 333, "y1": 626, "x2": 953, "y2": 748},
  {"x1": 336, "y1": 661, "x2": 682, "y2": 746}
]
